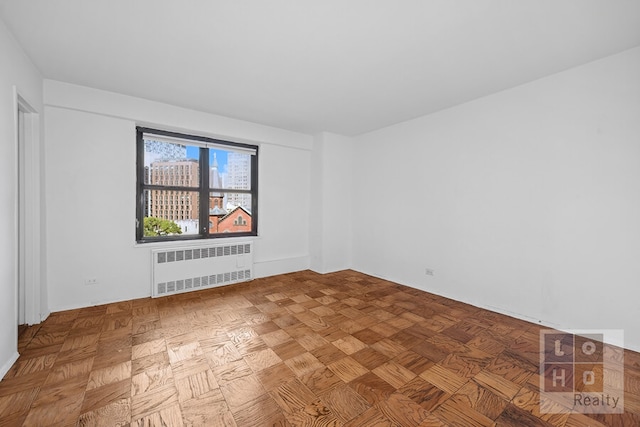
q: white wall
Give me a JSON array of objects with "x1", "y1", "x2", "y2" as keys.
[
  {"x1": 44, "y1": 80, "x2": 312, "y2": 311},
  {"x1": 352, "y1": 46, "x2": 640, "y2": 352},
  {"x1": 3, "y1": 27, "x2": 638, "y2": 384},
  {"x1": 0, "y1": 18, "x2": 43, "y2": 377},
  {"x1": 310, "y1": 132, "x2": 353, "y2": 273}
]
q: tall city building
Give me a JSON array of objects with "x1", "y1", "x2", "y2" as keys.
[
  {"x1": 209, "y1": 153, "x2": 227, "y2": 216},
  {"x1": 146, "y1": 159, "x2": 199, "y2": 223},
  {"x1": 226, "y1": 152, "x2": 252, "y2": 211}
]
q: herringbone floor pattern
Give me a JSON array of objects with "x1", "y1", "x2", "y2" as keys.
[{"x1": 1, "y1": 270, "x2": 638, "y2": 426}]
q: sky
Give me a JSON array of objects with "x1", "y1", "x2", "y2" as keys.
[{"x1": 186, "y1": 146, "x2": 229, "y2": 173}]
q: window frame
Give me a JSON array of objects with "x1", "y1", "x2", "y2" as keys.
[{"x1": 136, "y1": 127, "x2": 258, "y2": 243}]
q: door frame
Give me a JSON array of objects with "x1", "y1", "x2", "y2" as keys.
[{"x1": 14, "y1": 87, "x2": 43, "y2": 327}]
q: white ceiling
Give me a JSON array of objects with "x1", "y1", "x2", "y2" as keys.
[{"x1": 1, "y1": 1, "x2": 640, "y2": 136}]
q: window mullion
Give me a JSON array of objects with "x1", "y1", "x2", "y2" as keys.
[
  {"x1": 199, "y1": 147, "x2": 210, "y2": 236},
  {"x1": 142, "y1": 184, "x2": 198, "y2": 192},
  {"x1": 251, "y1": 150, "x2": 258, "y2": 235},
  {"x1": 209, "y1": 188, "x2": 253, "y2": 194}
]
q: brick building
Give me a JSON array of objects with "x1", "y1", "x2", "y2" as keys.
[
  {"x1": 209, "y1": 205, "x2": 252, "y2": 234},
  {"x1": 146, "y1": 159, "x2": 199, "y2": 222}
]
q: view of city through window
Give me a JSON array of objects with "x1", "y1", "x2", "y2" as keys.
[{"x1": 143, "y1": 138, "x2": 253, "y2": 237}]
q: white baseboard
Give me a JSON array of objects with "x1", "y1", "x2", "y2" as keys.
[
  {"x1": 0, "y1": 351, "x2": 19, "y2": 380},
  {"x1": 49, "y1": 291, "x2": 149, "y2": 313},
  {"x1": 39, "y1": 311, "x2": 50, "y2": 323},
  {"x1": 350, "y1": 268, "x2": 640, "y2": 353},
  {"x1": 254, "y1": 256, "x2": 309, "y2": 278}
]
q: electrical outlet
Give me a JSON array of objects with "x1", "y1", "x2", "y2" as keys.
[
  {"x1": 84, "y1": 277, "x2": 98, "y2": 286},
  {"x1": 425, "y1": 268, "x2": 434, "y2": 276}
]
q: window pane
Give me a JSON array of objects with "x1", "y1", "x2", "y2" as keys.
[
  {"x1": 208, "y1": 193, "x2": 252, "y2": 235},
  {"x1": 144, "y1": 138, "x2": 199, "y2": 187},
  {"x1": 144, "y1": 189, "x2": 200, "y2": 236},
  {"x1": 209, "y1": 149, "x2": 251, "y2": 190}
]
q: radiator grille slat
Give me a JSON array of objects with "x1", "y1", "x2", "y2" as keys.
[{"x1": 152, "y1": 243, "x2": 253, "y2": 297}]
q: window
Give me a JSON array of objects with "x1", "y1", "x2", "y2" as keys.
[{"x1": 136, "y1": 127, "x2": 258, "y2": 242}]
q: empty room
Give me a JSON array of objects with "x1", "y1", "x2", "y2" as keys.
[{"x1": 1, "y1": 1, "x2": 639, "y2": 426}]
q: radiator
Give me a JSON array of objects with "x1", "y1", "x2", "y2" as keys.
[{"x1": 151, "y1": 242, "x2": 253, "y2": 297}]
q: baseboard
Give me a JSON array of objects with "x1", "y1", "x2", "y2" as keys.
[
  {"x1": 0, "y1": 351, "x2": 19, "y2": 380},
  {"x1": 47, "y1": 257, "x2": 309, "y2": 314},
  {"x1": 49, "y1": 291, "x2": 150, "y2": 313},
  {"x1": 349, "y1": 268, "x2": 640, "y2": 354},
  {"x1": 254, "y1": 256, "x2": 309, "y2": 278}
]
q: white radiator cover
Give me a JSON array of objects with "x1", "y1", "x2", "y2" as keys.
[{"x1": 151, "y1": 242, "x2": 253, "y2": 297}]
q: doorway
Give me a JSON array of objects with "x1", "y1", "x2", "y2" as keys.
[{"x1": 15, "y1": 89, "x2": 41, "y2": 340}]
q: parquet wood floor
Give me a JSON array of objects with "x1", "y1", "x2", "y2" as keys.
[{"x1": 1, "y1": 270, "x2": 639, "y2": 426}]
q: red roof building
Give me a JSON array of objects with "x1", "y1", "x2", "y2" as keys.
[{"x1": 209, "y1": 205, "x2": 251, "y2": 234}]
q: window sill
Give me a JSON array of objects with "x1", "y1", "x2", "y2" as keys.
[{"x1": 134, "y1": 235, "x2": 260, "y2": 249}]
